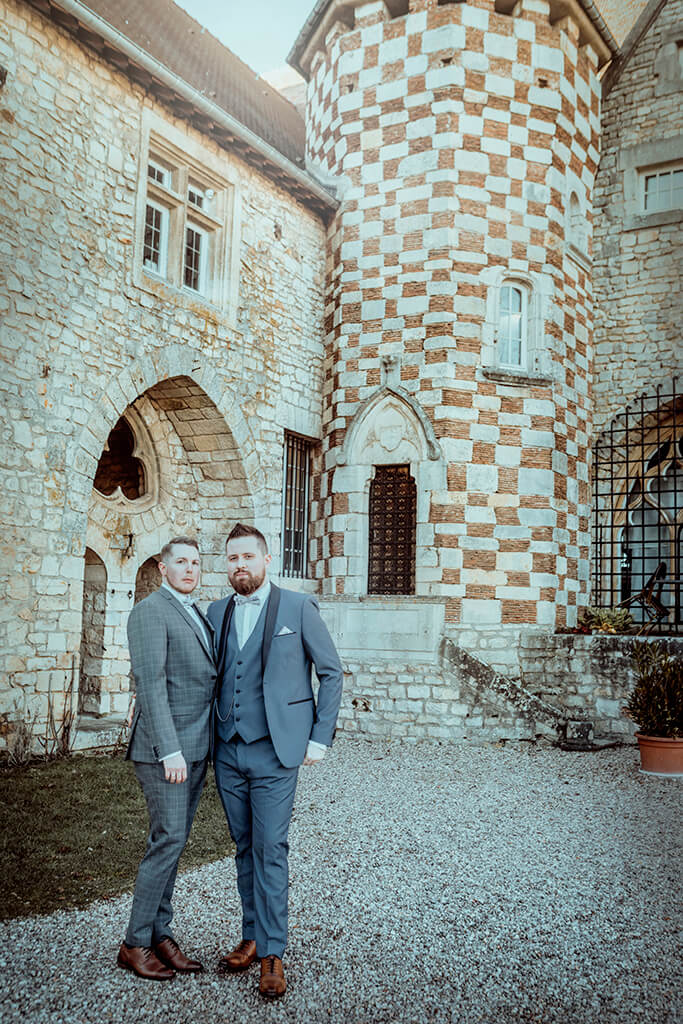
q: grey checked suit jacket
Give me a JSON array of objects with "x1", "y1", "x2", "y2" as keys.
[
  {"x1": 126, "y1": 588, "x2": 217, "y2": 764},
  {"x1": 207, "y1": 584, "x2": 343, "y2": 769}
]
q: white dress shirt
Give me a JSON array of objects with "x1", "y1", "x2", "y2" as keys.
[
  {"x1": 233, "y1": 580, "x2": 271, "y2": 649},
  {"x1": 161, "y1": 580, "x2": 209, "y2": 644}
]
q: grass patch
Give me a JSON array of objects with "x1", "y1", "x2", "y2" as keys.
[{"x1": 0, "y1": 752, "x2": 233, "y2": 920}]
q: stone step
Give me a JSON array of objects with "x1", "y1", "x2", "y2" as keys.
[{"x1": 73, "y1": 714, "x2": 128, "y2": 751}]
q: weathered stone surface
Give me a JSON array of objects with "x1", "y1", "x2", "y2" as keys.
[{"x1": 1, "y1": 0, "x2": 679, "y2": 750}]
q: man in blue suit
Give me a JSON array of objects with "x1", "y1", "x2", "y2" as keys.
[{"x1": 207, "y1": 523, "x2": 343, "y2": 999}]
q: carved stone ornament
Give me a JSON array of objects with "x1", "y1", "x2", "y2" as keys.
[{"x1": 339, "y1": 386, "x2": 442, "y2": 466}]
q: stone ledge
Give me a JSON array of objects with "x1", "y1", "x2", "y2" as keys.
[
  {"x1": 623, "y1": 209, "x2": 683, "y2": 233},
  {"x1": 74, "y1": 714, "x2": 128, "y2": 751},
  {"x1": 480, "y1": 366, "x2": 553, "y2": 388}
]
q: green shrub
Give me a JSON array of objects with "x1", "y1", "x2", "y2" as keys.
[
  {"x1": 625, "y1": 642, "x2": 683, "y2": 739},
  {"x1": 577, "y1": 607, "x2": 636, "y2": 634}
]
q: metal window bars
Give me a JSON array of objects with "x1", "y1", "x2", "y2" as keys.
[
  {"x1": 282, "y1": 433, "x2": 311, "y2": 578},
  {"x1": 368, "y1": 464, "x2": 417, "y2": 595},
  {"x1": 592, "y1": 378, "x2": 682, "y2": 634}
]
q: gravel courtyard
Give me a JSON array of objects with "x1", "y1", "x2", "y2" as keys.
[{"x1": 1, "y1": 736, "x2": 681, "y2": 1024}]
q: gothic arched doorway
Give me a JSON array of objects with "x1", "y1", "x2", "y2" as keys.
[{"x1": 78, "y1": 548, "x2": 107, "y2": 714}]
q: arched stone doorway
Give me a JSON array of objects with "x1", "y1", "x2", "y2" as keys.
[
  {"x1": 330, "y1": 386, "x2": 445, "y2": 596},
  {"x1": 79, "y1": 374, "x2": 254, "y2": 715},
  {"x1": 78, "y1": 548, "x2": 107, "y2": 715},
  {"x1": 135, "y1": 556, "x2": 161, "y2": 603}
]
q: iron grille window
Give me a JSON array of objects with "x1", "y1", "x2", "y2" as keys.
[
  {"x1": 368, "y1": 464, "x2": 416, "y2": 595},
  {"x1": 282, "y1": 433, "x2": 311, "y2": 578},
  {"x1": 592, "y1": 380, "x2": 682, "y2": 634}
]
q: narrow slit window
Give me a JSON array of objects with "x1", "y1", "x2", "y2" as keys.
[
  {"x1": 143, "y1": 201, "x2": 168, "y2": 275},
  {"x1": 184, "y1": 223, "x2": 207, "y2": 292},
  {"x1": 499, "y1": 284, "x2": 527, "y2": 368}
]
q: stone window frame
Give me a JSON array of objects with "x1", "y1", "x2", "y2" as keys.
[
  {"x1": 619, "y1": 135, "x2": 683, "y2": 232},
  {"x1": 480, "y1": 269, "x2": 553, "y2": 387},
  {"x1": 134, "y1": 111, "x2": 242, "y2": 318},
  {"x1": 92, "y1": 407, "x2": 159, "y2": 514}
]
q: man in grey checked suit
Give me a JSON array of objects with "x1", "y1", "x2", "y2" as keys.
[
  {"x1": 117, "y1": 536, "x2": 216, "y2": 981},
  {"x1": 207, "y1": 523, "x2": 343, "y2": 999}
]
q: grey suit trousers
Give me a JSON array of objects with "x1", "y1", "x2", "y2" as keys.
[{"x1": 125, "y1": 757, "x2": 207, "y2": 948}]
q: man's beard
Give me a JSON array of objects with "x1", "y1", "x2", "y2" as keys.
[{"x1": 229, "y1": 567, "x2": 265, "y2": 596}]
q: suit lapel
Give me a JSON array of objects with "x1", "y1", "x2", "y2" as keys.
[
  {"x1": 216, "y1": 595, "x2": 235, "y2": 676},
  {"x1": 261, "y1": 583, "x2": 281, "y2": 678},
  {"x1": 159, "y1": 587, "x2": 213, "y2": 659}
]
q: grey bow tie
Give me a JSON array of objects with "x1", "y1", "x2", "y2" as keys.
[
  {"x1": 234, "y1": 594, "x2": 260, "y2": 606},
  {"x1": 180, "y1": 598, "x2": 197, "y2": 610}
]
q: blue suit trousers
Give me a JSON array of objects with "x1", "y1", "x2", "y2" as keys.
[{"x1": 214, "y1": 735, "x2": 299, "y2": 958}]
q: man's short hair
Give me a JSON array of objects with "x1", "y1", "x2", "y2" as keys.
[
  {"x1": 226, "y1": 523, "x2": 268, "y2": 555},
  {"x1": 159, "y1": 536, "x2": 200, "y2": 563}
]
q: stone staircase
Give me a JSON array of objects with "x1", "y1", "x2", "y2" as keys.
[{"x1": 336, "y1": 637, "x2": 597, "y2": 747}]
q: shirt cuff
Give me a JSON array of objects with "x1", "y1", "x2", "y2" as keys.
[
  {"x1": 161, "y1": 750, "x2": 182, "y2": 762},
  {"x1": 306, "y1": 740, "x2": 327, "y2": 760}
]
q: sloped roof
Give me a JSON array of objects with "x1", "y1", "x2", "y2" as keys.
[
  {"x1": 76, "y1": 0, "x2": 306, "y2": 167},
  {"x1": 594, "y1": 0, "x2": 652, "y2": 46},
  {"x1": 601, "y1": 0, "x2": 669, "y2": 93}
]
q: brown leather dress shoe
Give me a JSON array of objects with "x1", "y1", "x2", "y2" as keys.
[
  {"x1": 218, "y1": 939, "x2": 257, "y2": 972},
  {"x1": 259, "y1": 955, "x2": 286, "y2": 999},
  {"x1": 116, "y1": 942, "x2": 175, "y2": 980},
  {"x1": 154, "y1": 937, "x2": 204, "y2": 973}
]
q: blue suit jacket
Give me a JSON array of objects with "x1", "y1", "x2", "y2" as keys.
[{"x1": 207, "y1": 583, "x2": 343, "y2": 769}]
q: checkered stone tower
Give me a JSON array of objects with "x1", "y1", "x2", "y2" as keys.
[{"x1": 293, "y1": 0, "x2": 604, "y2": 632}]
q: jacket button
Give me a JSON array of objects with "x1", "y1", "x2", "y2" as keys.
[
  {"x1": 237, "y1": 660, "x2": 243, "y2": 665},
  {"x1": 236, "y1": 689, "x2": 241, "y2": 694}
]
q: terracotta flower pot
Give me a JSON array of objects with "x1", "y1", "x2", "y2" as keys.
[{"x1": 635, "y1": 734, "x2": 683, "y2": 778}]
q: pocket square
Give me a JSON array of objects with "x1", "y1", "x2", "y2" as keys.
[{"x1": 276, "y1": 626, "x2": 294, "y2": 636}]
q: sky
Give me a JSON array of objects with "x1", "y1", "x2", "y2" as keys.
[{"x1": 173, "y1": 0, "x2": 316, "y2": 75}]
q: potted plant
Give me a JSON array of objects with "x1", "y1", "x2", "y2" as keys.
[{"x1": 625, "y1": 642, "x2": 683, "y2": 777}]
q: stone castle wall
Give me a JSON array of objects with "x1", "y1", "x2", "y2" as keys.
[
  {"x1": 1, "y1": 0, "x2": 679, "y2": 750},
  {"x1": 305, "y1": 0, "x2": 601, "y2": 631},
  {"x1": 0, "y1": 0, "x2": 328, "y2": 728},
  {"x1": 332, "y1": 633, "x2": 683, "y2": 745},
  {"x1": 592, "y1": 0, "x2": 683, "y2": 433}
]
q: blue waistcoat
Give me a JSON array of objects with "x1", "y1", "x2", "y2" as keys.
[{"x1": 216, "y1": 603, "x2": 269, "y2": 744}]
